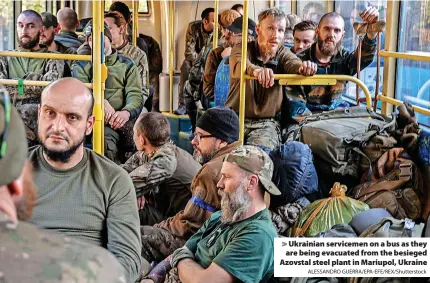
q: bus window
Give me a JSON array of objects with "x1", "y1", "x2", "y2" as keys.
[
  {"x1": 0, "y1": 1, "x2": 14, "y2": 50},
  {"x1": 335, "y1": 0, "x2": 387, "y2": 104},
  {"x1": 396, "y1": 1, "x2": 430, "y2": 126},
  {"x1": 275, "y1": 0, "x2": 292, "y2": 14},
  {"x1": 22, "y1": 0, "x2": 47, "y2": 13},
  {"x1": 298, "y1": 1, "x2": 326, "y2": 23}
]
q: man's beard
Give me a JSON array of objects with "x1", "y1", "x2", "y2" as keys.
[
  {"x1": 19, "y1": 33, "x2": 40, "y2": 50},
  {"x1": 40, "y1": 131, "x2": 85, "y2": 163},
  {"x1": 317, "y1": 38, "x2": 342, "y2": 56},
  {"x1": 193, "y1": 147, "x2": 217, "y2": 164},
  {"x1": 260, "y1": 41, "x2": 281, "y2": 59},
  {"x1": 40, "y1": 32, "x2": 55, "y2": 47},
  {"x1": 218, "y1": 180, "x2": 251, "y2": 224},
  {"x1": 16, "y1": 163, "x2": 37, "y2": 221}
]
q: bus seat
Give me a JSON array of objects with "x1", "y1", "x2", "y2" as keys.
[{"x1": 214, "y1": 56, "x2": 230, "y2": 107}]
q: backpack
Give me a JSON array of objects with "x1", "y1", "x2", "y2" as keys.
[
  {"x1": 214, "y1": 56, "x2": 230, "y2": 107},
  {"x1": 349, "y1": 151, "x2": 424, "y2": 221},
  {"x1": 289, "y1": 107, "x2": 396, "y2": 178},
  {"x1": 269, "y1": 142, "x2": 319, "y2": 207}
]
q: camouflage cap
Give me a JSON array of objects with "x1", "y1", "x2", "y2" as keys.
[
  {"x1": 0, "y1": 85, "x2": 28, "y2": 187},
  {"x1": 83, "y1": 20, "x2": 113, "y2": 42},
  {"x1": 224, "y1": 145, "x2": 281, "y2": 195}
]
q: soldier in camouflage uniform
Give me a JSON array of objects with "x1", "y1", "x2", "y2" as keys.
[
  {"x1": 121, "y1": 112, "x2": 201, "y2": 226},
  {"x1": 141, "y1": 145, "x2": 280, "y2": 283},
  {"x1": 174, "y1": 7, "x2": 215, "y2": 115},
  {"x1": 0, "y1": 85, "x2": 126, "y2": 283},
  {"x1": 0, "y1": 10, "x2": 69, "y2": 146},
  {"x1": 105, "y1": 11, "x2": 150, "y2": 108},
  {"x1": 73, "y1": 21, "x2": 143, "y2": 164},
  {"x1": 40, "y1": 12, "x2": 77, "y2": 55}
]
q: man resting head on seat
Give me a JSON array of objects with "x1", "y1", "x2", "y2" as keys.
[
  {"x1": 140, "y1": 107, "x2": 241, "y2": 265},
  {"x1": 0, "y1": 85, "x2": 126, "y2": 283},
  {"x1": 142, "y1": 145, "x2": 279, "y2": 283},
  {"x1": 28, "y1": 78, "x2": 142, "y2": 283},
  {"x1": 286, "y1": 7, "x2": 379, "y2": 112},
  {"x1": 121, "y1": 112, "x2": 201, "y2": 226}
]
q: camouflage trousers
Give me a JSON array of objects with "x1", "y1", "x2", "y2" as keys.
[
  {"x1": 164, "y1": 268, "x2": 180, "y2": 283},
  {"x1": 15, "y1": 100, "x2": 40, "y2": 143},
  {"x1": 104, "y1": 118, "x2": 136, "y2": 164},
  {"x1": 178, "y1": 60, "x2": 192, "y2": 106},
  {"x1": 244, "y1": 118, "x2": 281, "y2": 152},
  {"x1": 141, "y1": 226, "x2": 186, "y2": 264}
]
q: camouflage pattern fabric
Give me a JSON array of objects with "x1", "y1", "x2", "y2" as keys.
[
  {"x1": 0, "y1": 211, "x2": 126, "y2": 283},
  {"x1": 140, "y1": 34, "x2": 162, "y2": 104},
  {"x1": 15, "y1": 101, "x2": 39, "y2": 142},
  {"x1": 104, "y1": 117, "x2": 136, "y2": 164},
  {"x1": 164, "y1": 268, "x2": 181, "y2": 283},
  {"x1": 244, "y1": 118, "x2": 282, "y2": 152},
  {"x1": 118, "y1": 42, "x2": 150, "y2": 105},
  {"x1": 140, "y1": 226, "x2": 186, "y2": 263}
]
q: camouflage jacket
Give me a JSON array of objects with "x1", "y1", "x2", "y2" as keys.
[
  {"x1": 0, "y1": 211, "x2": 126, "y2": 283},
  {"x1": 183, "y1": 45, "x2": 213, "y2": 101},
  {"x1": 55, "y1": 30, "x2": 84, "y2": 50},
  {"x1": 184, "y1": 20, "x2": 213, "y2": 63},
  {"x1": 117, "y1": 42, "x2": 150, "y2": 103},
  {"x1": 156, "y1": 141, "x2": 241, "y2": 239},
  {"x1": 72, "y1": 49, "x2": 143, "y2": 119},
  {"x1": 287, "y1": 35, "x2": 377, "y2": 108},
  {"x1": 0, "y1": 46, "x2": 69, "y2": 101},
  {"x1": 121, "y1": 141, "x2": 201, "y2": 218},
  {"x1": 203, "y1": 46, "x2": 224, "y2": 99},
  {"x1": 140, "y1": 34, "x2": 163, "y2": 75}
]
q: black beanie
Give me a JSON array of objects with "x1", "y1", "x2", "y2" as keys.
[{"x1": 196, "y1": 107, "x2": 239, "y2": 144}]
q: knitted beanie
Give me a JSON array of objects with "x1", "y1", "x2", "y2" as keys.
[{"x1": 196, "y1": 107, "x2": 239, "y2": 144}]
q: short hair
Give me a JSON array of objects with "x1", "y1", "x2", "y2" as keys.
[
  {"x1": 318, "y1": 12, "x2": 344, "y2": 28},
  {"x1": 293, "y1": 20, "x2": 317, "y2": 35},
  {"x1": 57, "y1": 7, "x2": 78, "y2": 30},
  {"x1": 201, "y1": 7, "x2": 215, "y2": 21},
  {"x1": 303, "y1": 2, "x2": 324, "y2": 15},
  {"x1": 19, "y1": 10, "x2": 43, "y2": 25},
  {"x1": 231, "y1": 4, "x2": 243, "y2": 12},
  {"x1": 135, "y1": 112, "x2": 170, "y2": 147},
  {"x1": 109, "y1": 1, "x2": 131, "y2": 23},
  {"x1": 219, "y1": 9, "x2": 241, "y2": 27},
  {"x1": 258, "y1": 8, "x2": 286, "y2": 23},
  {"x1": 105, "y1": 11, "x2": 127, "y2": 27}
]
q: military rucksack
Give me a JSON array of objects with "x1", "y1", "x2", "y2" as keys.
[{"x1": 350, "y1": 150, "x2": 424, "y2": 221}]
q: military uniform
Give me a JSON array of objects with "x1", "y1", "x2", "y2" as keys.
[
  {"x1": 72, "y1": 49, "x2": 142, "y2": 163},
  {"x1": 0, "y1": 211, "x2": 126, "y2": 283},
  {"x1": 55, "y1": 29, "x2": 85, "y2": 50},
  {"x1": 178, "y1": 21, "x2": 213, "y2": 108},
  {"x1": 55, "y1": 40, "x2": 77, "y2": 54},
  {"x1": 121, "y1": 141, "x2": 201, "y2": 225},
  {"x1": 0, "y1": 46, "x2": 69, "y2": 144},
  {"x1": 287, "y1": 35, "x2": 377, "y2": 111},
  {"x1": 117, "y1": 41, "x2": 150, "y2": 106}
]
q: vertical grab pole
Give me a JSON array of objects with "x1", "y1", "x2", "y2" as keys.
[
  {"x1": 169, "y1": 0, "x2": 175, "y2": 113},
  {"x1": 92, "y1": 0, "x2": 106, "y2": 154},
  {"x1": 213, "y1": 0, "x2": 219, "y2": 49},
  {"x1": 239, "y1": 1, "x2": 249, "y2": 144},
  {"x1": 133, "y1": 0, "x2": 139, "y2": 48}
]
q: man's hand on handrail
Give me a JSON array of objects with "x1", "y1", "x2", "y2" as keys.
[{"x1": 298, "y1": 61, "x2": 318, "y2": 77}]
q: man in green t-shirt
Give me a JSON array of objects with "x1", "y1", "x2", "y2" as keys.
[{"x1": 143, "y1": 145, "x2": 280, "y2": 283}]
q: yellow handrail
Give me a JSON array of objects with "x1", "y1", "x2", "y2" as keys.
[
  {"x1": 169, "y1": 0, "x2": 175, "y2": 113},
  {"x1": 377, "y1": 95, "x2": 430, "y2": 116},
  {"x1": 379, "y1": 50, "x2": 430, "y2": 62},
  {"x1": 0, "y1": 79, "x2": 93, "y2": 89},
  {"x1": 92, "y1": 0, "x2": 106, "y2": 155},
  {"x1": 133, "y1": 0, "x2": 139, "y2": 48},
  {"x1": 0, "y1": 51, "x2": 91, "y2": 61},
  {"x1": 213, "y1": 0, "x2": 219, "y2": 49},
  {"x1": 238, "y1": 1, "x2": 249, "y2": 144}
]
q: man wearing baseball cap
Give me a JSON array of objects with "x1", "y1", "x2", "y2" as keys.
[
  {"x1": 0, "y1": 85, "x2": 126, "y2": 282},
  {"x1": 142, "y1": 145, "x2": 279, "y2": 282},
  {"x1": 73, "y1": 20, "x2": 143, "y2": 164},
  {"x1": 40, "y1": 12, "x2": 76, "y2": 54}
]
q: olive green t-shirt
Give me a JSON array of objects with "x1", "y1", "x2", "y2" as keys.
[{"x1": 186, "y1": 208, "x2": 277, "y2": 283}]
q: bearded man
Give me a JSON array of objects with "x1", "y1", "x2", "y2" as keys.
[
  {"x1": 39, "y1": 12, "x2": 76, "y2": 54},
  {"x1": 287, "y1": 8, "x2": 379, "y2": 112},
  {"x1": 141, "y1": 145, "x2": 279, "y2": 283},
  {"x1": 0, "y1": 10, "x2": 69, "y2": 146},
  {"x1": 140, "y1": 107, "x2": 241, "y2": 266},
  {"x1": 225, "y1": 8, "x2": 317, "y2": 151}
]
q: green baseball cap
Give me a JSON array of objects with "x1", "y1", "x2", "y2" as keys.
[
  {"x1": 224, "y1": 145, "x2": 281, "y2": 195},
  {"x1": 0, "y1": 85, "x2": 28, "y2": 187}
]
